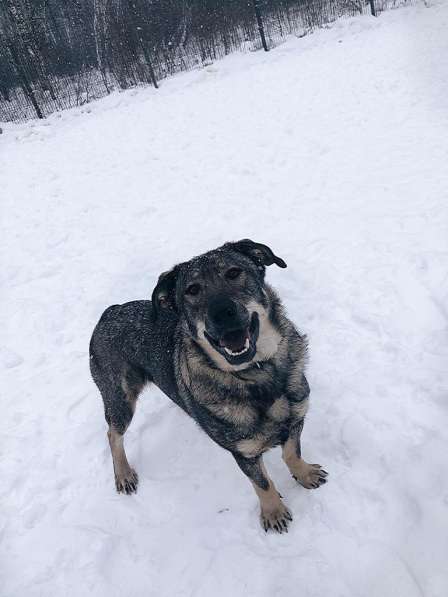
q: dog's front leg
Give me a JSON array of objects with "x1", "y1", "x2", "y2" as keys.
[
  {"x1": 282, "y1": 419, "x2": 328, "y2": 489},
  {"x1": 233, "y1": 453, "x2": 292, "y2": 533}
]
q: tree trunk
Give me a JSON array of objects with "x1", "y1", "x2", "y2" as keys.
[
  {"x1": 252, "y1": 0, "x2": 268, "y2": 52},
  {"x1": 8, "y1": 44, "x2": 43, "y2": 119}
]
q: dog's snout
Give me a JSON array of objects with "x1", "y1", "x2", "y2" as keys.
[
  {"x1": 208, "y1": 296, "x2": 237, "y2": 325},
  {"x1": 207, "y1": 296, "x2": 243, "y2": 332}
]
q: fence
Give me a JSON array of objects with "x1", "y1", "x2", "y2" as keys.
[{"x1": 0, "y1": 0, "x2": 416, "y2": 123}]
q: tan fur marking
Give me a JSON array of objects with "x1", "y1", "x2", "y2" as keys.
[
  {"x1": 121, "y1": 387, "x2": 137, "y2": 414},
  {"x1": 246, "y1": 300, "x2": 282, "y2": 362},
  {"x1": 252, "y1": 480, "x2": 283, "y2": 514},
  {"x1": 291, "y1": 398, "x2": 309, "y2": 420},
  {"x1": 267, "y1": 396, "x2": 290, "y2": 421},
  {"x1": 120, "y1": 374, "x2": 143, "y2": 413},
  {"x1": 282, "y1": 436, "x2": 299, "y2": 468},
  {"x1": 282, "y1": 437, "x2": 326, "y2": 489},
  {"x1": 207, "y1": 401, "x2": 257, "y2": 426},
  {"x1": 108, "y1": 427, "x2": 138, "y2": 493},
  {"x1": 286, "y1": 354, "x2": 307, "y2": 392},
  {"x1": 252, "y1": 461, "x2": 292, "y2": 531},
  {"x1": 108, "y1": 429, "x2": 130, "y2": 474},
  {"x1": 236, "y1": 437, "x2": 265, "y2": 458}
]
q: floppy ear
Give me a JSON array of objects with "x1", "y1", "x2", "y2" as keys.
[
  {"x1": 151, "y1": 266, "x2": 179, "y2": 319},
  {"x1": 225, "y1": 239, "x2": 287, "y2": 269}
]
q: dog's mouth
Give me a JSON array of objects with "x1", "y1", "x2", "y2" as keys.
[{"x1": 204, "y1": 312, "x2": 259, "y2": 365}]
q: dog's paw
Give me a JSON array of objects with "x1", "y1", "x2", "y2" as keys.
[
  {"x1": 293, "y1": 463, "x2": 328, "y2": 489},
  {"x1": 260, "y1": 502, "x2": 293, "y2": 534},
  {"x1": 115, "y1": 468, "x2": 139, "y2": 494}
]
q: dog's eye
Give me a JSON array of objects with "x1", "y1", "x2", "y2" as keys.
[
  {"x1": 225, "y1": 267, "x2": 242, "y2": 280},
  {"x1": 185, "y1": 283, "x2": 201, "y2": 296}
]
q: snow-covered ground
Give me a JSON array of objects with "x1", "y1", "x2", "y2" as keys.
[{"x1": 2, "y1": 2, "x2": 448, "y2": 596}]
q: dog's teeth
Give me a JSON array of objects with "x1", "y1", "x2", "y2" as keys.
[
  {"x1": 224, "y1": 344, "x2": 250, "y2": 357},
  {"x1": 244, "y1": 338, "x2": 249, "y2": 349}
]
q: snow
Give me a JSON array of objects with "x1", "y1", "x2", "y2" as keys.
[{"x1": 1, "y1": 2, "x2": 448, "y2": 596}]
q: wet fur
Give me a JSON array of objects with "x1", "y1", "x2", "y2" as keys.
[{"x1": 89, "y1": 240, "x2": 327, "y2": 533}]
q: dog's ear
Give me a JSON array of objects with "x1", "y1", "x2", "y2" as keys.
[
  {"x1": 225, "y1": 239, "x2": 287, "y2": 269},
  {"x1": 151, "y1": 266, "x2": 179, "y2": 319}
]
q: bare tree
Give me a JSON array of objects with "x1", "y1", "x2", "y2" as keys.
[{"x1": 0, "y1": 0, "x2": 411, "y2": 122}]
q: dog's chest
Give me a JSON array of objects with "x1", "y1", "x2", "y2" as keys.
[
  {"x1": 234, "y1": 395, "x2": 291, "y2": 457},
  {"x1": 213, "y1": 392, "x2": 289, "y2": 429},
  {"x1": 239, "y1": 387, "x2": 291, "y2": 448},
  {"x1": 243, "y1": 363, "x2": 289, "y2": 418},
  {"x1": 232, "y1": 366, "x2": 292, "y2": 454}
]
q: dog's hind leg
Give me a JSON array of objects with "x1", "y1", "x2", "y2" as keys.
[
  {"x1": 282, "y1": 418, "x2": 328, "y2": 489},
  {"x1": 94, "y1": 362, "x2": 146, "y2": 494},
  {"x1": 108, "y1": 422, "x2": 139, "y2": 495},
  {"x1": 233, "y1": 453, "x2": 292, "y2": 533}
]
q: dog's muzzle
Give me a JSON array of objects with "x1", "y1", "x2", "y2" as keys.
[{"x1": 204, "y1": 311, "x2": 259, "y2": 365}]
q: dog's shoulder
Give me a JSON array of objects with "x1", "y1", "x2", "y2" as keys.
[
  {"x1": 276, "y1": 318, "x2": 309, "y2": 415},
  {"x1": 95, "y1": 300, "x2": 152, "y2": 328}
]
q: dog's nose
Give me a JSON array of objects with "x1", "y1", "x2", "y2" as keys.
[{"x1": 207, "y1": 296, "x2": 239, "y2": 330}]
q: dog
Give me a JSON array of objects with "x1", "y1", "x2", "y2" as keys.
[{"x1": 89, "y1": 239, "x2": 327, "y2": 533}]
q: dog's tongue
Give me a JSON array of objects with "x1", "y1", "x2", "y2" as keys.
[{"x1": 219, "y1": 329, "x2": 248, "y2": 352}]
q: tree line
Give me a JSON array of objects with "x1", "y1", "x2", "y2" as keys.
[{"x1": 0, "y1": 0, "x2": 410, "y2": 122}]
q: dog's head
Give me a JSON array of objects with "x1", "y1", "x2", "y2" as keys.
[{"x1": 151, "y1": 240, "x2": 287, "y2": 370}]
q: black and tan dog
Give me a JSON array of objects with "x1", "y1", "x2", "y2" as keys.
[{"x1": 89, "y1": 239, "x2": 327, "y2": 533}]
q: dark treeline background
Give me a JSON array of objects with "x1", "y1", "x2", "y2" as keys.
[{"x1": 0, "y1": 0, "x2": 412, "y2": 122}]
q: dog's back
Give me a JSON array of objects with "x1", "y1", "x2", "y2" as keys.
[{"x1": 90, "y1": 300, "x2": 184, "y2": 418}]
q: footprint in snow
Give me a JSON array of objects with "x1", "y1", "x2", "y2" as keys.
[{"x1": 0, "y1": 347, "x2": 24, "y2": 369}]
